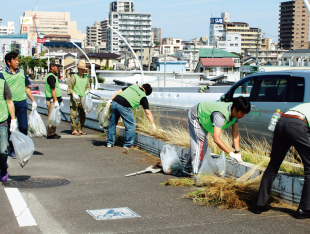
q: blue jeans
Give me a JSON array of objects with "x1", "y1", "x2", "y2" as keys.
[
  {"x1": 107, "y1": 101, "x2": 136, "y2": 147},
  {"x1": 7, "y1": 100, "x2": 28, "y2": 153},
  {"x1": 0, "y1": 126, "x2": 9, "y2": 176}
]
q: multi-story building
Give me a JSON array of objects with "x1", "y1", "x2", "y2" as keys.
[
  {"x1": 86, "y1": 21, "x2": 101, "y2": 46},
  {"x1": 106, "y1": 0, "x2": 152, "y2": 63},
  {"x1": 0, "y1": 21, "x2": 14, "y2": 35},
  {"x1": 100, "y1": 18, "x2": 109, "y2": 43},
  {"x1": 160, "y1": 38, "x2": 184, "y2": 55},
  {"x1": 151, "y1": 27, "x2": 161, "y2": 44},
  {"x1": 20, "y1": 11, "x2": 86, "y2": 43},
  {"x1": 279, "y1": 0, "x2": 310, "y2": 50}
]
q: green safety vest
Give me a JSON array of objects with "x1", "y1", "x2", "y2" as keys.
[
  {"x1": 72, "y1": 74, "x2": 88, "y2": 97},
  {"x1": 2, "y1": 69, "x2": 27, "y2": 102},
  {"x1": 118, "y1": 85, "x2": 146, "y2": 109},
  {"x1": 45, "y1": 72, "x2": 62, "y2": 98},
  {"x1": 289, "y1": 103, "x2": 310, "y2": 127},
  {"x1": 0, "y1": 79, "x2": 9, "y2": 122},
  {"x1": 197, "y1": 101, "x2": 237, "y2": 133}
]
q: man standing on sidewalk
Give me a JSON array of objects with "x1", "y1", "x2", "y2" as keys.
[
  {"x1": 106, "y1": 83, "x2": 156, "y2": 149},
  {"x1": 254, "y1": 103, "x2": 310, "y2": 219},
  {"x1": 0, "y1": 78, "x2": 16, "y2": 181},
  {"x1": 184, "y1": 97, "x2": 251, "y2": 174},
  {"x1": 45, "y1": 59, "x2": 63, "y2": 139},
  {"x1": 0, "y1": 52, "x2": 36, "y2": 158},
  {"x1": 67, "y1": 62, "x2": 90, "y2": 136}
]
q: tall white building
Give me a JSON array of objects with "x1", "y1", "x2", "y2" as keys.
[
  {"x1": 86, "y1": 21, "x2": 101, "y2": 46},
  {"x1": 209, "y1": 17, "x2": 241, "y2": 54},
  {"x1": 107, "y1": 0, "x2": 152, "y2": 58},
  {"x1": 0, "y1": 21, "x2": 14, "y2": 35}
]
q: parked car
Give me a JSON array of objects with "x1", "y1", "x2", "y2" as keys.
[
  {"x1": 29, "y1": 85, "x2": 40, "y2": 95},
  {"x1": 221, "y1": 70, "x2": 307, "y2": 142}
]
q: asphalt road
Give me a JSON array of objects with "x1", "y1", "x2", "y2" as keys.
[{"x1": 0, "y1": 111, "x2": 309, "y2": 234}]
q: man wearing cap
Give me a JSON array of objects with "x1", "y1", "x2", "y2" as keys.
[
  {"x1": 0, "y1": 52, "x2": 36, "y2": 158},
  {"x1": 67, "y1": 62, "x2": 90, "y2": 135},
  {"x1": 45, "y1": 59, "x2": 63, "y2": 139},
  {"x1": 254, "y1": 103, "x2": 310, "y2": 219}
]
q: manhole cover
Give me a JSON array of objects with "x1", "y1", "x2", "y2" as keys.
[{"x1": 2, "y1": 177, "x2": 70, "y2": 188}]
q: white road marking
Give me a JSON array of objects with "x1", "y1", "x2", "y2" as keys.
[{"x1": 4, "y1": 188, "x2": 37, "y2": 227}]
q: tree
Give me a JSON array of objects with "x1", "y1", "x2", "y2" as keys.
[{"x1": 154, "y1": 41, "x2": 160, "y2": 46}]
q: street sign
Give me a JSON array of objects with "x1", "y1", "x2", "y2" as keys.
[
  {"x1": 37, "y1": 38, "x2": 46, "y2": 43},
  {"x1": 241, "y1": 65, "x2": 258, "y2": 74}
]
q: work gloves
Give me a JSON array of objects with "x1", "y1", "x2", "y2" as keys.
[
  {"x1": 54, "y1": 101, "x2": 59, "y2": 108},
  {"x1": 10, "y1": 119, "x2": 17, "y2": 132},
  {"x1": 73, "y1": 93, "x2": 80, "y2": 101},
  {"x1": 229, "y1": 152, "x2": 243, "y2": 163},
  {"x1": 85, "y1": 90, "x2": 90, "y2": 95},
  {"x1": 107, "y1": 100, "x2": 112, "y2": 106},
  {"x1": 32, "y1": 101, "x2": 37, "y2": 110},
  {"x1": 152, "y1": 124, "x2": 156, "y2": 130}
]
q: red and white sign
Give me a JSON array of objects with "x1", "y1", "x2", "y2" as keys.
[
  {"x1": 23, "y1": 26, "x2": 27, "y2": 32},
  {"x1": 37, "y1": 37, "x2": 46, "y2": 43}
]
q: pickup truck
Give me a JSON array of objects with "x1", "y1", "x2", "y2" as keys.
[{"x1": 220, "y1": 70, "x2": 307, "y2": 142}]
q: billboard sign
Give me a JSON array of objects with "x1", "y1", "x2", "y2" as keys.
[
  {"x1": 241, "y1": 65, "x2": 259, "y2": 74},
  {"x1": 23, "y1": 26, "x2": 27, "y2": 32},
  {"x1": 20, "y1": 17, "x2": 33, "y2": 25},
  {"x1": 210, "y1": 18, "x2": 223, "y2": 25}
]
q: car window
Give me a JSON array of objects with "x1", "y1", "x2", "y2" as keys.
[
  {"x1": 232, "y1": 79, "x2": 254, "y2": 98},
  {"x1": 253, "y1": 79, "x2": 287, "y2": 102},
  {"x1": 287, "y1": 76, "x2": 304, "y2": 102}
]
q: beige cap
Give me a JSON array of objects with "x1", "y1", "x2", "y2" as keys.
[{"x1": 77, "y1": 62, "x2": 88, "y2": 70}]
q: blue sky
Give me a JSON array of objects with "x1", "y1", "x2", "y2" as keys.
[{"x1": 1, "y1": 0, "x2": 284, "y2": 41}]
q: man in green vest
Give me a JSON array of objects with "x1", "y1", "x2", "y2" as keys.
[
  {"x1": 184, "y1": 96, "x2": 251, "y2": 174},
  {"x1": 67, "y1": 62, "x2": 90, "y2": 135},
  {"x1": 45, "y1": 59, "x2": 63, "y2": 139},
  {"x1": 0, "y1": 78, "x2": 16, "y2": 181},
  {"x1": 0, "y1": 52, "x2": 36, "y2": 158},
  {"x1": 106, "y1": 83, "x2": 156, "y2": 149},
  {"x1": 254, "y1": 103, "x2": 310, "y2": 219}
]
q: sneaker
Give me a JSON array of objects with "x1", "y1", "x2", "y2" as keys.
[
  {"x1": 11, "y1": 152, "x2": 17, "y2": 159},
  {"x1": 0, "y1": 173, "x2": 8, "y2": 182},
  {"x1": 123, "y1": 145, "x2": 139, "y2": 149},
  {"x1": 107, "y1": 144, "x2": 112, "y2": 148},
  {"x1": 47, "y1": 134, "x2": 61, "y2": 139}
]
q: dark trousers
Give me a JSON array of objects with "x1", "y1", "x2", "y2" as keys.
[
  {"x1": 257, "y1": 117, "x2": 310, "y2": 210},
  {"x1": 0, "y1": 126, "x2": 8, "y2": 176},
  {"x1": 7, "y1": 100, "x2": 28, "y2": 153}
]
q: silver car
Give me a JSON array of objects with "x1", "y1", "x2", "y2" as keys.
[{"x1": 221, "y1": 70, "x2": 307, "y2": 142}]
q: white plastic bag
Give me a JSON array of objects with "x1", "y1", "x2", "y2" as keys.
[
  {"x1": 28, "y1": 110, "x2": 47, "y2": 137},
  {"x1": 160, "y1": 144, "x2": 183, "y2": 175},
  {"x1": 99, "y1": 101, "x2": 111, "y2": 129},
  {"x1": 10, "y1": 131, "x2": 35, "y2": 167},
  {"x1": 49, "y1": 107, "x2": 61, "y2": 127},
  {"x1": 82, "y1": 93, "x2": 93, "y2": 114},
  {"x1": 197, "y1": 149, "x2": 226, "y2": 180}
]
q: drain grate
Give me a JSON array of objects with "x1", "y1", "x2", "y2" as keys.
[{"x1": 2, "y1": 177, "x2": 70, "y2": 188}]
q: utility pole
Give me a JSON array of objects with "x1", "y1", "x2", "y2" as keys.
[
  {"x1": 148, "y1": 46, "x2": 151, "y2": 71},
  {"x1": 125, "y1": 34, "x2": 128, "y2": 71},
  {"x1": 255, "y1": 28, "x2": 261, "y2": 65},
  {"x1": 164, "y1": 51, "x2": 166, "y2": 87},
  {"x1": 193, "y1": 38, "x2": 197, "y2": 72},
  {"x1": 140, "y1": 29, "x2": 143, "y2": 71},
  {"x1": 212, "y1": 35, "x2": 216, "y2": 58}
]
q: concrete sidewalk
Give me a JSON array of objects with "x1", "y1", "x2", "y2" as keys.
[{"x1": 0, "y1": 111, "x2": 309, "y2": 234}]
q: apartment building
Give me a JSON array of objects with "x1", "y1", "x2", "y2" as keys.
[
  {"x1": 160, "y1": 38, "x2": 184, "y2": 55},
  {"x1": 100, "y1": 18, "x2": 109, "y2": 43},
  {"x1": 151, "y1": 27, "x2": 161, "y2": 43},
  {"x1": 0, "y1": 21, "x2": 14, "y2": 35},
  {"x1": 20, "y1": 11, "x2": 86, "y2": 43},
  {"x1": 279, "y1": 0, "x2": 310, "y2": 50},
  {"x1": 106, "y1": 0, "x2": 152, "y2": 62},
  {"x1": 86, "y1": 22, "x2": 101, "y2": 46}
]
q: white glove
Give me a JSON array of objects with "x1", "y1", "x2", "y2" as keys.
[
  {"x1": 152, "y1": 124, "x2": 156, "y2": 130},
  {"x1": 10, "y1": 119, "x2": 17, "y2": 132},
  {"x1": 107, "y1": 100, "x2": 112, "y2": 106},
  {"x1": 32, "y1": 101, "x2": 37, "y2": 110},
  {"x1": 229, "y1": 152, "x2": 243, "y2": 163},
  {"x1": 85, "y1": 90, "x2": 90, "y2": 95},
  {"x1": 54, "y1": 101, "x2": 59, "y2": 108},
  {"x1": 73, "y1": 93, "x2": 79, "y2": 100}
]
